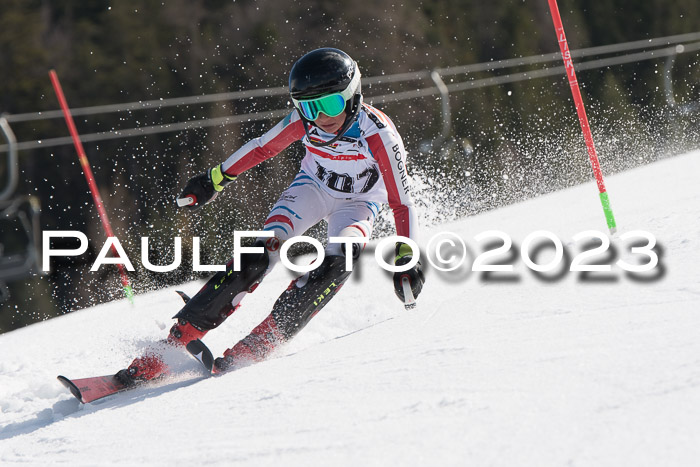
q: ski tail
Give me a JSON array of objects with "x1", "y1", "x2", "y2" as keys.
[{"x1": 186, "y1": 339, "x2": 217, "y2": 374}]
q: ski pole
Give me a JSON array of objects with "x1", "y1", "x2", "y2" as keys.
[
  {"x1": 547, "y1": 0, "x2": 617, "y2": 235},
  {"x1": 401, "y1": 277, "x2": 417, "y2": 310},
  {"x1": 49, "y1": 69, "x2": 134, "y2": 303}
]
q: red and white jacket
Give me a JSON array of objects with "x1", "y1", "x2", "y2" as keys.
[{"x1": 221, "y1": 104, "x2": 417, "y2": 241}]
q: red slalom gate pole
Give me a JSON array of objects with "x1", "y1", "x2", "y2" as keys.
[
  {"x1": 547, "y1": 0, "x2": 617, "y2": 234},
  {"x1": 49, "y1": 69, "x2": 134, "y2": 302}
]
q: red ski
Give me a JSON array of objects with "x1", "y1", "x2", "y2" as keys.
[{"x1": 57, "y1": 374, "x2": 130, "y2": 404}]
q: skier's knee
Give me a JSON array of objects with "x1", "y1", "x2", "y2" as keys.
[
  {"x1": 256, "y1": 232, "x2": 287, "y2": 269},
  {"x1": 326, "y1": 220, "x2": 371, "y2": 261},
  {"x1": 341, "y1": 241, "x2": 363, "y2": 263}
]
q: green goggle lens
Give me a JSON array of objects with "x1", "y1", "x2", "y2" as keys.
[{"x1": 297, "y1": 93, "x2": 346, "y2": 121}]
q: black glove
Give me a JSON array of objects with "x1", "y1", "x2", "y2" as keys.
[
  {"x1": 392, "y1": 242, "x2": 425, "y2": 303},
  {"x1": 177, "y1": 164, "x2": 236, "y2": 210}
]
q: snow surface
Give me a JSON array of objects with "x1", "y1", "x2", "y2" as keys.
[{"x1": 1, "y1": 151, "x2": 700, "y2": 466}]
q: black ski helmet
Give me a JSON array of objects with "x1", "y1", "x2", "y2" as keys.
[{"x1": 289, "y1": 48, "x2": 362, "y2": 147}]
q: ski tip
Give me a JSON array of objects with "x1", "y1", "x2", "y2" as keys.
[{"x1": 57, "y1": 375, "x2": 85, "y2": 403}]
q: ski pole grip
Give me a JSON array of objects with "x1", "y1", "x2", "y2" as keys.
[{"x1": 177, "y1": 196, "x2": 195, "y2": 207}]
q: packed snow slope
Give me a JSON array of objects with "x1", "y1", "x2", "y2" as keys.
[{"x1": 1, "y1": 151, "x2": 700, "y2": 466}]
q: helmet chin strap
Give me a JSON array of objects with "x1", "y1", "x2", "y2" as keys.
[{"x1": 300, "y1": 94, "x2": 363, "y2": 147}]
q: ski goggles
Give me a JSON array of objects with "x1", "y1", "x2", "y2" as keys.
[{"x1": 292, "y1": 67, "x2": 361, "y2": 121}]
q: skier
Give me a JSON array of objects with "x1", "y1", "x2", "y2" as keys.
[{"x1": 117, "y1": 48, "x2": 425, "y2": 384}]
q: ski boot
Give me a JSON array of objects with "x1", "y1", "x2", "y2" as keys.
[
  {"x1": 215, "y1": 253, "x2": 353, "y2": 372},
  {"x1": 116, "y1": 241, "x2": 271, "y2": 385},
  {"x1": 115, "y1": 319, "x2": 208, "y2": 386},
  {"x1": 214, "y1": 315, "x2": 284, "y2": 372},
  {"x1": 115, "y1": 355, "x2": 168, "y2": 387}
]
